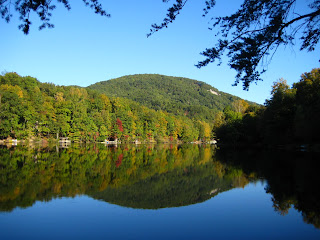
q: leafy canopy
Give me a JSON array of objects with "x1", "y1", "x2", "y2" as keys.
[
  {"x1": 0, "y1": 0, "x2": 109, "y2": 34},
  {"x1": 87, "y1": 74, "x2": 246, "y2": 122},
  {"x1": 149, "y1": 0, "x2": 320, "y2": 89}
]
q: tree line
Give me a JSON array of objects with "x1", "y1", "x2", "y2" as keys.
[
  {"x1": 0, "y1": 72, "x2": 217, "y2": 143},
  {"x1": 214, "y1": 68, "x2": 320, "y2": 146},
  {"x1": 1, "y1": 68, "x2": 318, "y2": 146}
]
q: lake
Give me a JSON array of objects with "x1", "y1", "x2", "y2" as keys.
[{"x1": 0, "y1": 144, "x2": 319, "y2": 239}]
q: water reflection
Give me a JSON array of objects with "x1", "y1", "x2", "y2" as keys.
[
  {"x1": 216, "y1": 148, "x2": 320, "y2": 229},
  {"x1": 0, "y1": 144, "x2": 319, "y2": 229}
]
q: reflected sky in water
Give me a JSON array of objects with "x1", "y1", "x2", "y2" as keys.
[
  {"x1": 1, "y1": 182, "x2": 318, "y2": 240},
  {"x1": 0, "y1": 144, "x2": 319, "y2": 239}
]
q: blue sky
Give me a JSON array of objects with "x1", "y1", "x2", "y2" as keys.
[{"x1": 1, "y1": 0, "x2": 319, "y2": 104}]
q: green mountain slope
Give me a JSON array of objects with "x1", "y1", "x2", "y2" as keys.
[
  {"x1": 88, "y1": 74, "x2": 243, "y2": 121},
  {"x1": 0, "y1": 72, "x2": 215, "y2": 142}
]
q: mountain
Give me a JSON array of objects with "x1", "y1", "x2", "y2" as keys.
[
  {"x1": 87, "y1": 74, "x2": 245, "y2": 121},
  {"x1": 0, "y1": 72, "x2": 215, "y2": 142},
  {"x1": 0, "y1": 72, "x2": 257, "y2": 143}
]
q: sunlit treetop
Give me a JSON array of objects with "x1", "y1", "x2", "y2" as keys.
[
  {"x1": 149, "y1": 0, "x2": 320, "y2": 89},
  {"x1": 0, "y1": 0, "x2": 109, "y2": 34}
]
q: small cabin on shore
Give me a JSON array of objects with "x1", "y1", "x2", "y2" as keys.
[
  {"x1": 0, "y1": 138, "x2": 18, "y2": 146},
  {"x1": 104, "y1": 137, "x2": 118, "y2": 145},
  {"x1": 59, "y1": 137, "x2": 71, "y2": 143}
]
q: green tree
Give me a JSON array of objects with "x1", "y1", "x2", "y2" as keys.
[
  {"x1": 0, "y1": 85, "x2": 24, "y2": 138},
  {"x1": 197, "y1": 120, "x2": 211, "y2": 141},
  {"x1": 54, "y1": 96, "x2": 71, "y2": 138},
  {"x1": 232, "y1": 99, "x2": 249, "y2": 114},
  {"x1": 223, "y1": 105, "x2": 242, "y2": 122},
  {"x1": 263, "y1": 78, "x2": 297, "y2": 143},
  {"x1": 212, "y1": 111, "x2": 225, "y2": 130},
  {"x1": 293, "y1": 68, "x2": 320, "y2": 142}
]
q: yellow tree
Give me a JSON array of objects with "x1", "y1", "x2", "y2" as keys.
[{"x1": 232, "y1": 99, "x2": 249, "y2": 114}]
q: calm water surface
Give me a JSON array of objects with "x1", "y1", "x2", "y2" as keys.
[{"x1": 0, "y1": 144, "x2": 319, "y2": 239}]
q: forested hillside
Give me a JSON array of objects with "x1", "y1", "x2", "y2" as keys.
[
  {"x1": 0, "y1": 72, "x2": 216, "y2": 142},
  {"x1": 214, "y1": 68, "x2": 320, "y2": 146},
  {"x1": 88, "y1": 74, "x2": 248, "y2": 121}
]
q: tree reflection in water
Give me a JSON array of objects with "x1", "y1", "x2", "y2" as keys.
[{"x1": 0, "y1": 144, "x2": 319, "y2": 228}]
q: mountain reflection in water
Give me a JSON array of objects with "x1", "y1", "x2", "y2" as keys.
[{"x1": 0, "y1": 144, "x2": 319, "y2": 229}]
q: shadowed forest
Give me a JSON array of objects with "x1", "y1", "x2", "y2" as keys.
[{"x1": 214, "y1": 68, "x2": 320, "y2": 147}]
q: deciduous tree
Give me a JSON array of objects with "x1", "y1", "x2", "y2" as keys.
[{"x1": 150, "y1": 0, "x2": 320, "y2": 89}]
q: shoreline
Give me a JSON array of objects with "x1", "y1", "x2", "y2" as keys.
[{"x1": 0, "y1": 138, "x2": 217, "y2": 147}]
